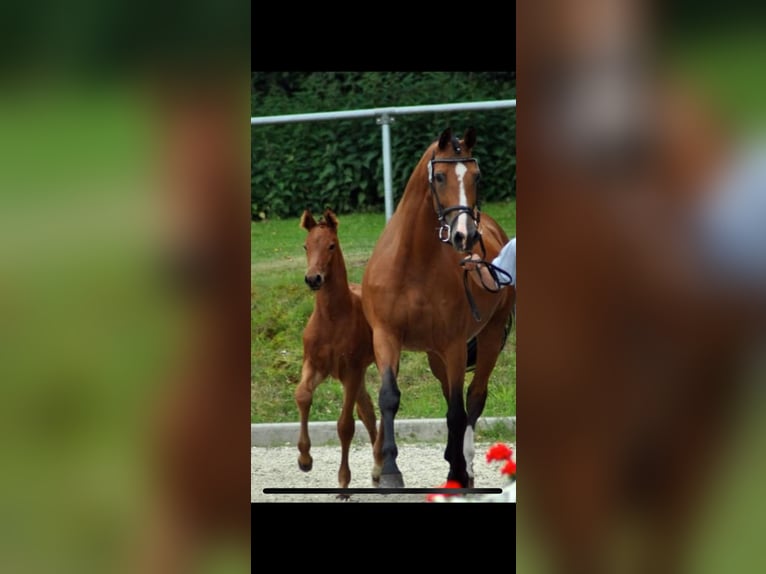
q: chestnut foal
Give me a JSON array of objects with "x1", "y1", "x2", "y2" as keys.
[{"x1": 295, "y1": 209, "x2": 381, "y2": 496}]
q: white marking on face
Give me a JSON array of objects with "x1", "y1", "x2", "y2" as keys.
[
  {"x1": 463, "y1": 425, "x2": 475, "y2": 479},
  {"x1": 454, "y1": 162, "x2": 469, "y2": 238}
]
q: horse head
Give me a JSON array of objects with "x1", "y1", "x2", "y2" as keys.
[
  {"x1": 300, "y1": 209, "x2": 339, "y2": 291},
  {"x1": 428, "y1": 126, "x2": 481, "y2": 253}
]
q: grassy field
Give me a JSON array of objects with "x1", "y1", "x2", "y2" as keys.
[{"x1": 251, "y1": 200, "x2": 516, "y2": 435}]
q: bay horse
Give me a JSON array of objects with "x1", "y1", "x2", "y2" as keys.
[
  {"x1": 296, "y1": 209, "x2": 382, "y2": 494},
  {"x1": 362, "y1": 127, "x2": 516, "y2": 488}
]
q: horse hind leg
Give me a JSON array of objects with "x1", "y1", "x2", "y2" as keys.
[
  {"x1": 427, "y1": 351, "x2": 450, "y2": 403},
  {"x1": 295, "y1": 362, "x2": 323, "y2": 472},
  {"x1": 464, "y1": 307, "x2": 514, "y2": 487},
  {"x1": 354, "y1": 381, "x2": 381, "y2": 486},
  {"x1": 466, "y1": 308, "x2": 513, "y2": 427}
]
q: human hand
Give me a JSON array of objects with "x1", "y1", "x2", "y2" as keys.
[{"x1": 460, "y1": 253, "x2": 482, "y2": 272}]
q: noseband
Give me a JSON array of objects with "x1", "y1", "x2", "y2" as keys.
[{"x1": 428, "y1": 152, "x2": 481, "y2": 243}]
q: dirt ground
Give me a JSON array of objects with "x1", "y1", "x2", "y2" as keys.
[{"x1": 251, "y1": 440, "x2": 513, "y2": 503}]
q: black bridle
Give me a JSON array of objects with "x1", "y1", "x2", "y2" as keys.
[
  {"x1": 427, "y1": 150, "x2": 513, "y2": 322},
  {"x1": 427, "y1": 151, "x2": 493, "y2": 322},
  {"x1": 427, "y1": 152, "x2": 481, "y2": 244}
]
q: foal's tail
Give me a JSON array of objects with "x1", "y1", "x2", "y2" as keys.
[{"x1": 465, "y1": 311, "x2": 514, "y2": 372}]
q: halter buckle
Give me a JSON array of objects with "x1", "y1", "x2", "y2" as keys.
[{"x1": 438, "y1": 223, "x2": 451, "y2": 243}]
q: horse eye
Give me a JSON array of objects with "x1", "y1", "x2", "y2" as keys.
[
  {"x1": 475, "y1": 173, "x2": 481, "y2": 182},
  {"x1": 434, "y1": 172, "x2": 446, "y2": 184},
  {"x1": 329, "y1": 244, "x2": 336, "y2": 251},
  {"x1": 303, "y1": 244, "x2": 307, "y2": 251}
]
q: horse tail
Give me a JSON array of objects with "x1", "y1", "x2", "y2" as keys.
[
  {"x1": 465, "y1": 311, "x2": 514, "y2": 372},
  {"x1": 466, "y1": 336, "x2": 478, "y2": 372}
]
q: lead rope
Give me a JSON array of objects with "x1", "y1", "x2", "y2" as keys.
[{"x1": 460, "y1": 235, "x2": 513, "y2": 322}]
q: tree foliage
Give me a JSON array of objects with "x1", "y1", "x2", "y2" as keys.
[{"x1": 251, "y1": 72, "x2": 516, "y2": 220}]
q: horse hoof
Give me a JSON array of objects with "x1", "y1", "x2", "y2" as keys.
[
  {"x1": 298, "y1": 459, "x2": 313, "y2": 472},
  {"x1": 379, "y1": 472, "x2": 404, "y2": 489}
]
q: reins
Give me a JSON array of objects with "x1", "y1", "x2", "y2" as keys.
[{"x1": 459, "y1": 234, "x2": 514, "y2": 321}]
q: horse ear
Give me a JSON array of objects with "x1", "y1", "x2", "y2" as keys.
[
  {"x1": 438, "y1": 127, "x2": 453, "y2": 151},
  {"x1": 300, "y1": 210, "x2": 316, "y2": 231},
  {"x1": 463, "y1": 127, "x2": 477, "y2": 150},
  {"x1": 323, "y1": 209, "x2": 339, "y2": 229}
]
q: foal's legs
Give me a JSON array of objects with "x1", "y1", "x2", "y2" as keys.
[
  {"x1": 294, "y1": 361, "x2": 324, "y2": 472},
  {"x1": 336, "y1": 372, "x2": 361, "y2": 494},
  {"x1": 354, "y1": 383, "x2": 381, "y2": 485}
]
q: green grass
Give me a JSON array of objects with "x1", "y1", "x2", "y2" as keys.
[{"x1": 251, "y1": 200, "x2": 516, "y2": 424}]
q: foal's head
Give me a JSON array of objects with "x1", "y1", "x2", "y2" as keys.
[
  {"x1": 428, "y1": 127, "x2": 481, "y2": 253},
  {"x1": 300, "y1": 209, "x2": 340, "y2": 291}
]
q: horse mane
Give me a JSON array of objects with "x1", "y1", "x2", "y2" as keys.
[
  {"x1": 314, "y1": 213, "x2": 338, "y2": 231},
  {"x1": 428, "y1": 134, "x2": 464, "y2": 154},
  {"x1": 451, "y1": 135, "x2": 462, "y2": 154}
]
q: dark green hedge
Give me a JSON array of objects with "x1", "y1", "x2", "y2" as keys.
[{"x1": 251, "y1": 72, "x2": 516, "y2": 220}]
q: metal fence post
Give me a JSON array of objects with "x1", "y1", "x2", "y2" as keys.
[{"x1": 377, "y1": 112, "x2": 395, "y2": 222}]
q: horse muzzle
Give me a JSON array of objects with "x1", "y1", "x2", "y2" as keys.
[
  {"x1": 304, "y1": 273, "x2": 323, "y2": 290},
  {"x1": 451, "y1": 219, "x2": 480, "y2": 253}
]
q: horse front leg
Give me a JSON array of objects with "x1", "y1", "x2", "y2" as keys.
[
  {"x1": 444, "y1": 342, "x2": 469, "y2": 487},
  {"x1": 294, "y1": 361, "x2": 323, "y2": 472},
  {"x1": 372, "y1": 331, "x2": 403, "y2": 488}
]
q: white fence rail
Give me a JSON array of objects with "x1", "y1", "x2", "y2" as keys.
[{"x1": 251, "y1": 99, "x2": 517, "y2": 221}]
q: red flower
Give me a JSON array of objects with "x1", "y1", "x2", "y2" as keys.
[
  {"x1": 485, "y1": 442, "x2": 513, "y2": 463},
  {"x1": 426, "y1": 480, "x2": 463, "y2": 502},
  {"x1": 442, "y1": 480, "x2": 462, "y2": 490},
  {"x1": 500, "y1": 458, "x2": 517, "y2": 477}
]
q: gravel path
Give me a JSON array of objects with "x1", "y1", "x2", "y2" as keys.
[{"x1": 251, "y1": 441, "x2": 513, "y2": 503}]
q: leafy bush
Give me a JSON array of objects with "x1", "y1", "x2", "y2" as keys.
[{"x1": 251, "y1": 72, "x2": 516, "y2": 220}]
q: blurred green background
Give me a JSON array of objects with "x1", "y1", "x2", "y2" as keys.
[{"x1": 0, "y1": 1, "x2": 249, "y2": 573}]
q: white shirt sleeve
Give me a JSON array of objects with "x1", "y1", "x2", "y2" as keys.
[{"x1": 492, "y1": 237, "x2": 516, "y2": 286}]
